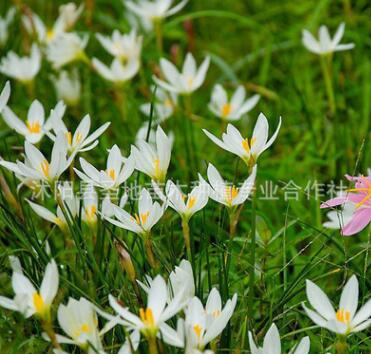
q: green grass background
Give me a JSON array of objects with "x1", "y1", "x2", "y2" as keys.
[{"x1": 0, "y1": 0, "x2": 370, "y2": 352}]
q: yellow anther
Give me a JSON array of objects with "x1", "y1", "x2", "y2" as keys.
[
  {"x1": 186, "y1": 196, "x2": 196, "y2": 209},
  {"x1": 164, "y1": 98, "x2": 173, "y2": 108},
  {"x1": 107, "y1": 168, "x2": 116, "y2": 180},
  {"x1": 65, "y1": 131, "x2": 72, "y2": 145},
  {"x1": 225, "y1": 185, "x2": 238, "y2": 204},
  {"x1": 40, "y1": 160, "x2": 50, "y2": 177},
  {"x1": 221, "y1": 103, "x2": 232, "y2": 117},
  {"x1": 242, "y1": 137, "x2": 256, "y2": 154},
  {"x1": 80, "y1": 323, "x2": 90, "y2": 333},
  {"x1": 139, "y1": 307, "x2": 155, "y2": 327},
  {"x1": 46, "y1": 29, "x2": 55, "y2": 41},
  {"x1": 193, "y1": 324, "x2": 202, "y2": 339},
  {"x1": 153, "y1": 159, "x2": 161, "y2": 180},
  {"x1": 212, "y1": 309, "x2": 221, "y2": 318},
  {"x1": 26, "y1": 120, "x2": 41, "y2": 134},
  {"x1": 86, "y1": 205, "x2": 97, "y2": 220},
  {"x1": 135, "y1": 211, "x2": 150, "y2": 225},
  {"x1": 33, "y1": 292, "x2": 45, "y2": 314},
  {"x1": 336, "y1": 309, "x2": 351, "y2": 324},
  {"x1": 74, "y1": 132, "x2": 83, "y2": 144}
]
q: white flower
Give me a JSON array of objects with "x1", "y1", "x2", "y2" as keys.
[
  {"x1": 75, "y1": 145, "x2": 134, "y2": 190},
  {"x1": 124, "y1": 0, "x2": 188, "y2": 23},
  {"x1": 248, "y1": 323, "x2": 310, "y2": 354},
  {"x1": 116, "y1": 330, "x2": 140, "y2": 354},
  {"x1": 209, "y1": 84, "x2": 260, "y2": 121},
  {"x1": 22, "y1": 4, "x2": 83, "y2": 44},
  {"x1": 46, "y1": 33, "x2": 89, "y2": 69},
  {"x1": 323, "y1": 192, "x2": 356, "y2": 229},
  {"x1": 203, "y1": 113, "x2": 281, "y2": 167},
  {"x1": 92, "y1": 57, "x2": 140, "y2": 83},
  {"x1": 0, "y1": 81, "x2": 10, "y2": 113},
  {"x1": 51, "y1": 69, "x2": 81, "y2": 106},
  {"x1": 27, "y1": 183, "x2": 79, "y2": 229},
  {"x1": 155, "y1": 179, "x2": 209, "y2": 221},
  {"x1": 181, "y1": 289, "x2": 237, "y2": 352},
  {"x1": 55, "y1": 297, "x2": 105, "y2": 354},
  {"x1": 101, "y1": 193, "x2": 128, "y2": 219},
  {"x1": 96, "y1": 29, "x2": 142, "y2": 61},
  {"x1": 0, "y1": 44, "x2": 41, "y2": 83},
  {"x1": 1, "y1": 99, "x2": 61, "y2": 144},
  {"x1": 199, "y1": 163, "x2": 256, "y2": 208},
  {"x1": 48, "y1": 112, "x2": 110, "y2": 157},
  {"x1": 154, "y1": 53, "x2": 210, "y2": 95},
  {"x1": 108, "y1": 274, "x2": 186, "y2": 344},
  {"x1": 131, "y1": 125, "x2": 172, "y2": 182},
  {"x1": 0, "y1": 7, "x2": 16, "y2": 46},
  {"x1": 0, "y1": 259, "x2": 59, "y2": 320},
  {"x1": 138, "y1": 259, "x2": 195, "y2": 305},
  {"x1": 302, "y1": 22, "x2": 354, "y2": 55},
  {"x1": 303, "y1": 275, "x2": 371, "y2": 335},
  {"x1": 140, "y1": 86, "x2": 177, "y2": 123},
  {"x1": 0, "y1": 132, "x2": 71, "y2": 184},
  {"x1": 58, "y1": 3, "x2": 84, "y2": 31},
  {"x1": 105, "y1": 188, "x2": 164, "y2": 236}
]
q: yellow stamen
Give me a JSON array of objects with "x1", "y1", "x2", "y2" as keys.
[
  {"x1": 26, "y1": 120, "x2": 41, "y2": 134},
  {"x1": 187, "y1": 77, "x2": 193, "y2": 88},
  {"x1": 139, "y1": 307, "x2": 155, "y2": 327},
  {"x1": 347, "y1": 180, "x2": 371, "y2": 208},
  {"x1": 225, "y1": 185, "x2": 238, "y2": 204},
  {"x1": 46, "y1": 29, "x2": 55, "y2": 41},
  {"x1": 72, "y1": 323, "x2": 91, "y2": 339},
  {"x1": 65, "y1": 132, "x2": 72, "y2": 146},
  {"x1": 212, "y1": 309, "x2": 221, "y2": 318},
  {"x1": 164, "y1": 98, "x2": 173, "y2": 108},
  {"x1": 241, "y1": 137, "x2": 256, "y2": 154},
  {"x1": 186, "y1": 196, "x2": 196, "y2": 209},
  {"x1": 135, "y1": 211, "x2": 150, "y2": 225},
  {"x1": 336, "y1": 309, "x2": 351, "y2": 324},
  {"x1": 193, "y1": 324, "x2": 202, "y2": 339},
  {"x1": 153, "y1": 159, "x2": 161, "y2": 180},
  {"x1": 221, "y1": 103, "x2": 232, "y2": 117},
  {"x1": 107, "y1": 168, "x2": 116, "y2": 180},
  {"x1": 40, "y1": 160, "x2": 50, "y2": 177},
  {"x1": 86, "y1": 205, "x2": 97, "y2": 220},
  {"x1": 74, "y1": 132, "x2": 83, "y2": 145},
  {"x1": 33, "y1": 292, "x2": 45, "y2": 314},
  {"x1": 80, "y1": 323, "x2": 90, "y2": 333}
]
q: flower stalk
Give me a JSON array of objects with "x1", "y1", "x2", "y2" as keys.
[
  {"x1": 181, "y1": 218, "x2": 192, "y2": 261},
  {"x1": 320, "y1": 55, "x2": 336, "y2": 116},
  {"x1": 144, "y1": 232, "x2": 158, "y2": 269}
]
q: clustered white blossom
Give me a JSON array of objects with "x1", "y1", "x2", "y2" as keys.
[{"x1": 0, "y1": 2, "x2": 366, "y2": 354}]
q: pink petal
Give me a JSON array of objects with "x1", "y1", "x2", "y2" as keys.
[
  {"x1": 341, "y1": 208, "x2": 371, "y2": 236},
  {"x1": 320, "y1": 197, "x2": 347, "y2": 208}
]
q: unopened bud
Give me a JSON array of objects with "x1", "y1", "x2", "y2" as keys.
[{"x1": 115, "y1": 242, "x2": 136, "y2": 282}]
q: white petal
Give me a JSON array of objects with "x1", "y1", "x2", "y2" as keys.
[
  {"x1": 40, "y1": 260, "x2": 59, "y2": 305},
  {"x1": 305, "y1": 280, "x2": 335, "y2": 320},
  {"x1": 339, "y1": 275, "x2": 358, "y2": 319}
]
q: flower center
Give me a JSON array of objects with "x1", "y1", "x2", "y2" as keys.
[
  {"x1": 73, "y1": 322, "x2": 91, "y2": 339},
  {"x1": 193, "y1": 324, "x2": 202, "y2": 339},
  {"x1": 225, "y1": 185, "x2": 238, "y2": 204},
  {"x1": 86, "y1": 205, "x2": 97, "y2": 221},
  {"x1": 164, "y1": 98, "x2": 173, "y2": 108},
  {"x1": 186, "y1": 196, "x2": 196, "y2": 209},
  {"x1": 153, "y1": 159, "x2": 161, "y2": 180},
  {"x1": 139, "y1": 307, "x2": 155, "y2": 327},
  {"x1": 26, "y1": 120, "x2": 41, "y2": 134},
  {"x1": 242, "y1": 137, "x2": 256, "y2": 154},
  {"x1": 336, "y1": 308, "x2": 351, "y2": 324},
  {"x1": 33, "y1": 292, "x2": 46, "y2": 314},
  {"x1": 135, "y1": 211, "x2": 150, "y2": 225},
  {"x1": 187, "y1": 77, "x2": 194, "y2": 88},
  {"x1": 221, "y1": 103, "x2": 232, "y2": 117},
  {"x1": 46, "y1": 29, "x2": 55, "y2": 41},
  {"x1": 106, "y1": 168, "x2": 116, "y2": 180},
  {"x1": 348, "y1": 178, "x2": 371, "y2": 208},
  {"x1": 74, "y1": 132, "x2": 83, "y2": 145},
  {"x1": 40, "y1": 160, "x2": 50, "y2": 177},
  {"x1": 212, "y1": 309, "x2": 221, "y2": 317},
  {"x1": 65, "y1": 132, "x2": 72, "y2": 145}
]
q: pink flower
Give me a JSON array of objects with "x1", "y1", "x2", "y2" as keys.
[{"x1": 321, "y1": 175, "x2": 371, "y2": 236}]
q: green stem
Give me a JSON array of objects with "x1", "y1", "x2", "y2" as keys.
[
  {"x1": 144, "y1": 232, "x2": 158, "y2": 270},
  {"x1": 148, "y1": 336, "x2": 159, "y2": 354},
  {"x1": 154, "y1": 20, "x2": 163, "y2": 55},
  {"x1": 335, "y1": 336, "x2": 347, "y2": 354},
  {"x1": 320, "y1": 55, "x2": 336, "y2": 116},
  {"x1": 181, "y1": 218, "x2": 192, "y2": 261},
  {"x1": 248, "y1": 191, "x2": 256, "y2": 326},
  {"x1": 41, "y1": 319, "x2": 61, "y2": 349}
]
